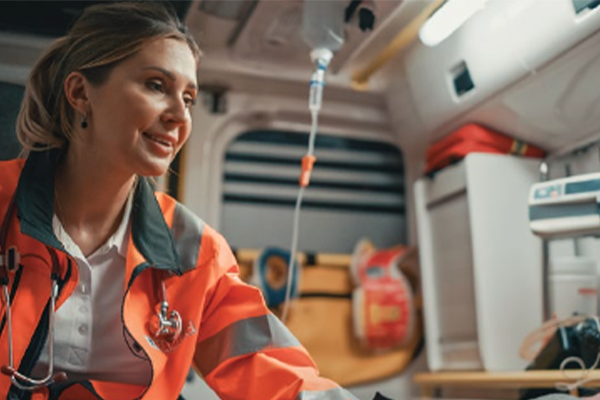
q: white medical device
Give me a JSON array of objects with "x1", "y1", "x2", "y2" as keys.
[{"x1": 529, "y1": 172, "x2": 600, "y2": 239}]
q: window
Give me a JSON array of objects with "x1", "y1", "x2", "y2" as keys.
[{"x1": 220, "y1": 130, "x2": 406, "y2": 253}]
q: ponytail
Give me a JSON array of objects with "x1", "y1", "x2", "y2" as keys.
[{"x1": 17, "y1": 37, "x2": 73, "y2": 151}]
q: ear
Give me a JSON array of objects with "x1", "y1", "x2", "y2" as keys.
[{"x1": 64, "y1": 71, "x2": 90, "y2": 114}]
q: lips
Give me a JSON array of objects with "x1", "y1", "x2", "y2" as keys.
[{"x1": 143, "y1": 132, "x2": 175, "y2": 148}]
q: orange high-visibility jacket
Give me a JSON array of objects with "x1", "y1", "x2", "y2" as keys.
[{"x1": 0, "y1": 150, "x2": 358, "y2": 400}]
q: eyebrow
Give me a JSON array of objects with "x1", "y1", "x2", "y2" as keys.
[{"x1": 142, "y1": 66, "x2": 198, "y2": 91}]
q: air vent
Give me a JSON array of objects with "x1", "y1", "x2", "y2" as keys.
[
  {"x1": 451, "y1": 61, "x2": 475, "y2": 97},
  {"x1": 573, "y1": 0, "x2": 600, "y2": 14}
]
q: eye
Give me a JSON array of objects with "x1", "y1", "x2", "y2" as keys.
[
  {"x1": 184, "y1": 94, "x2": 197, "y2": 108},
  {"x1": 146, "y1": 79, "x2": 165, "y2": 93}
]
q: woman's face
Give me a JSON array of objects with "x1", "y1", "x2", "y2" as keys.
[{"x1": 83, "y1": 37, "x2": 198, "y2": 178}]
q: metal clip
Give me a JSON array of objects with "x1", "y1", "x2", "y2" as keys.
[{"x1": 6, "y1": 247, "x2": 19, "y2": 272}]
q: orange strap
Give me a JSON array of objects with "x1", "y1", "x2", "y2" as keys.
[
  {"x1": 510, "y1": 140, "x2": 528, "y2": 155},
  {"x1": 299, "y1": 155, "x2": 317, "y2": 188}
]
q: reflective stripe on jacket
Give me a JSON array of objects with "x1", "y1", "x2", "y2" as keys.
[{"x1": 0, "y1": 150, "x2": 358, "y2": 400}]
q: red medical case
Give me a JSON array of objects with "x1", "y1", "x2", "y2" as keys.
[{"x1": 425, "y1": 124, "x2": 546, "y2": 175}]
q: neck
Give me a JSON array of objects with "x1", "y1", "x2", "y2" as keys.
[{"x1": 54, "y1": 149, "x2": 136, "y2": 256}]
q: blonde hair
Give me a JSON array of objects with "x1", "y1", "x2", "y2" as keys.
[{"x1": 17, "y1": 2, "x2": 201, "y2": 152}]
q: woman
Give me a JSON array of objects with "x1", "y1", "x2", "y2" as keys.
[{"x1": 0, "y1": 2, "x2": 362, "y2": 399}]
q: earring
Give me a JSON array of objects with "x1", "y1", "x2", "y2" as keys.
[{"x1": 81, "y1": 113, "x2": 88, "y2": 129}]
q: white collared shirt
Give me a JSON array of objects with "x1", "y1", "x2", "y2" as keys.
[{"x1": 33, "y1": 194, "x2": 152, "y2": 386}]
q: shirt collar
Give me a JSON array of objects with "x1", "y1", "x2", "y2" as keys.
[
  {"x1": 16, "y1": 149, "x2": 182, "y2": 274},
  {"x1": 108, "y1": 190, "x2": 133, "y2": 258},
  {"x1": 52, "y1": 189, "x2": 133, "y2": 260}
]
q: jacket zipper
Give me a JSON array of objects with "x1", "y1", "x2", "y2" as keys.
[{"x1": 121, "y1": 262, "x2": 155, "y2": 400}]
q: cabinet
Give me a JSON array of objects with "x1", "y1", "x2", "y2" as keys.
[{"x1": 414, "y1": 153, "x2": 543, "y2": 371}]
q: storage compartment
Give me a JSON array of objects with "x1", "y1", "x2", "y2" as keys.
[
  {"x1": 403, "y1": 0, "x2": 600, "y2": 140},
  {"x1": 415, "y1": 153, "x2": 543, "y2": 371}
]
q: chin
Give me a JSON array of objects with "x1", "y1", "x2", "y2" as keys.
[{"x1": 137, "y1": 162, "x2": 171, "y2": 178}]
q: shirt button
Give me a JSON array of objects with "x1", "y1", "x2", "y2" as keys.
[
  {"x1": 79, "y1": 284, "x2": 88, "y2": 294},
  {"x1": 78, "y1": 325, "x2": 89, "y2": 335},
  {"x1": 79, "y1": 305, "x2": 88, "y2": 313}
]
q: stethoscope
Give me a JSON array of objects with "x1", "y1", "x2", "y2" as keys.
[
  {"x1": 148, "y1": 269, "x2": 183, "y2": 344},
  {"x1": 0, "y1": 192, "x2": 183, "y2": 391}
]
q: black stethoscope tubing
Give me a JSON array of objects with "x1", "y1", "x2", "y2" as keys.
[{"x1": 0, "y1": 193, "x2": 67, "y2": 390}]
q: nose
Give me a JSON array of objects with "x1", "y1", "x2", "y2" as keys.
[{"x1": 161, "y1": 97, "x2": 190, "y2": 127}]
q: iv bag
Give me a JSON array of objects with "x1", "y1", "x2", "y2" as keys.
[{"x1": 300, "y1": 0, "x2": 345, "y2": 53}]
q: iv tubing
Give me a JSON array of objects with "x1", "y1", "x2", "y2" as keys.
[
  {"x1": 281, "y1": 186, "x2": 305, "y2": 323},
  {"x1": 281, "y1": 52, "x2": 330, "y2": 323},
  {"x1": 281, "y1": 110, "x2": 319, "y2": 323}
]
